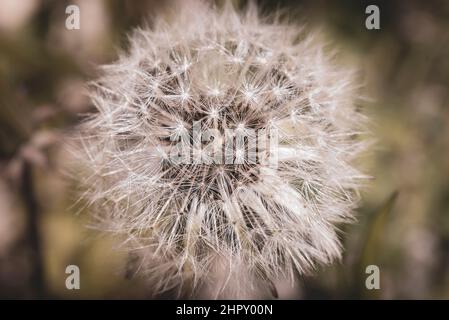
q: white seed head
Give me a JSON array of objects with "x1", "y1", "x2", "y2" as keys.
[{"x1": 69, "y1": 0, "x2": 369, "y2": 298}]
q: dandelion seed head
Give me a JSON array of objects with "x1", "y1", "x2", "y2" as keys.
[{"x1": 69, "y1": 0, "x2": 369, "y2": 298}]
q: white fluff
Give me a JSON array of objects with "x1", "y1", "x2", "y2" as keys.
[{"x1": 69, "y1": 1, "x2": 369, "y2": 298}]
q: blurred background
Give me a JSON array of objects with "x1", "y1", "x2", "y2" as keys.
[{"x1": 0, "y1": 0, "x2": 448, "y2": 299}]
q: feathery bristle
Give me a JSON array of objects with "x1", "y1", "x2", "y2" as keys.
[{"x1": 68, "y1": 0, "x2": 369, "y2": 298}]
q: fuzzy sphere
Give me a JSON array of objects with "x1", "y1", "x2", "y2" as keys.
[{"x1": 71, "y1": 1, "x2": 368, "y2": 298}]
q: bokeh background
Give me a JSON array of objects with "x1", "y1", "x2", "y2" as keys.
[{"x1": 0, "y1": 0, "x2": 448, "y2": 299}]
